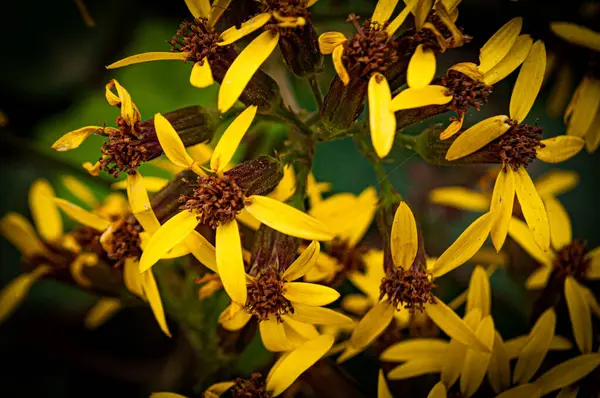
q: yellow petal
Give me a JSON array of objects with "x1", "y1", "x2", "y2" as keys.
[
  {"x1": 407, "y1": 45, "x2": 436, "y2": 89},
  {"x1": 245, "y1": 195, "x2": 333, "y2": 241},
  {"x1": 372, "y1": 0, "x2": 399, "y2": 24},
  {"x1": 479, "y1": 17, "x2": 523, "y2": 73},
  {"x1": 496, "y1": 384, "x2": 542, "y2": 398},
  {"x1": 283, "y1": 282, "x2": 339, "y2": 306},
  {"x1": 52, "y1": 126, "x2": 101, "y2": 151},
  {"x1": 378, "y1": 369, "x2": 393, "y2": 398},
  {"x1": 550, "y1": 22, "x2": 600, "y2": 51},
  {"x1": 332, "y1": 45, "x2": 350, "y2": 85},
  {"x1": 236, "y1": 208, "x2": 261, "y2": 231},
  {"x1": 208, "y1": 0, "x2": 233, "y2": 27},
  {"x1": 219, "y1": 303, "x2": 252, "y2": 330},
  {"x1": 289, "y1": 303, "x2": 354, "y2": 326},
  {"x1": 184, "y1": 231, "x2": 217, "y2": 272},
  {"x1": 514, "y1": 167, "x2": 550, "y2": 251},
  {"x1": 380, "y1": 338, "x2": 449, "y2": 362},
  {"x1": 536, "y1": 136, "x2": 584, "y2": 163},
  {"x1": 412, "y1": 0, "x2": 433, "y2": 31},
  {"x1": 565, "y1": 277, "x2": 592, "y2": 354},
  {"x1": 387, "y1": 357, "x2": 444, "y2": 380},
  {"x1": 566, "y1": 79, "x2": 600, "y2": 138},
  {"x1": 344, "y1": 301, "x2": 394, "y2": 359},
  {"x1": 150, "y1": 393, "x2": 188, "y2": 398},
  {"x1": 70, "y1": 253, "x2": 95, "y2": 288},
  {"x1": 513, "y1": 308, "x2": 556, "y2": 384},
  {"x1": 154, "y1": 113, "x2": 195, "y2": 169},
  {"x1": 283, "y1": 316, "x2": 319, "y2": 340},
  {"x1": 141, "y1": 269, "x2": 171, "y2": 337},
  {"x1": 534, "y1": 169, "x2": 579, "y2": 197},
  {"x1": 432, "y1": 212, "x2": 493, "y2": 278},
  {"x1": 466, "y1": 266, "x2": 491, "y2": 317},
  {"x1": 391, "y1": 86, "x2": 452, "y2": 111},
  {"x1": 54, "y1": 198, "x2": 110, "y2": 231},
  {"x1": 535, "y1": 353, "x2": 600, "y2": 395},
  {"x1": 218, "y1": 30, "x2": 278, "y2": 113},
  {"x1": 318, "y1": 32, "x2": 347, "y2": 54},
  {"x1": 525, "y1": 266, "x2": 552, "y2": 290},
  {"x1": 266, "y1": 335, "x2": 334, "y2": 397},
  {"x1": 206, "y1": 381, "x2": 235, "y2": 396},
  {"x1": 0, "y1": 213, "x2": 47, "y2": 257},
  {"x1": 505, "y1": 334, "x2": 572, "y2": 359},
  {"x1": 369, "y1": 73, "x2": 396, "y2": 158},
  {"x1": 385, "y1": 4, "x2": 413, "y2": 36},
  {"x1": 507, "y1": 218, "x2": 554, "y2": 267},
  {"x1": 61, "y1": 176, "x2": 98, "y2": 207},
  {"x1": 282, "y1": 241, "x2": 320, "y2": 281},
  {"x1": 544, "y1": 196, "x2": 571, "y2": 251},
  {"x1": 139, "y1": 211, "x2": 200, "y2": 272},
  {"x1": 83, "y1": 161, "x2": 101, "y2": 176},
  {"x1": 427, "y1": 382, "x2": 447, "y2": 398},
  {"x1": 556, "y1": 387, "x2": 579, "y2": 398},
  {"x1": 29, "y1": 179, "x2": 62, "y2": 243},
  {"x1": 218, "y1": 13, "x2": 272, "y2": 46},
  {"x1": 107, "y1": 79, "x2": 137, "y2": 125},
  {"x1": 585, "y1": 112, "x2": 600, "y2": 153},
  {"x1": 441, "y1": 335, "x2": 468, "y2": 387},
  {"x1": 445, "y1": 115, "x2": 511, "y2": 161},
  {"x1": 216, "y1": 220, "x2": 247, "y2": 305},
  {"x1": 429, "y1": 187, "x2": 490, "y2": 212},
  {"x1": 390, "y1": 202, "x2": 418, "y2": 269},
  {"x1": 190, "y1": 59, "x2": 214, "y2": 88},
  {"x1": 260, "y1": 318, "x2": 294, "y2": 352},
  {"x1": 113, "y1": 177, "x2": 168, "y2": 193},
  {"x1": 483, "y1": 34, "x2": 533, "y2": 85},
  {"x1": 509, "y1": 40, "x2": 546, "y2": 123},
  {"x1": 124, "y1": 257, "x2": 144, "y2": 297},
  {"x1": 84, "y1": 298, "x2": 122, "y2": 329},
  {"x1": 490, "y1": 167, "x2": 515, "y2": 252},
  {"x1": 341, "y1": 294, "x2": 371, "y2": 315},
  {"x1": 587, "y1": 247, "x2": 600, "y2": 279},
  {"x1": 439, "y1": 114, "x2": 464, "y2": 140},
  {"x1": 211, "y1": 105, "x2": 257, "y2": 172},
  {"x1": 460, "y1": 315, "x2": 495, "y2": 396},
  {"x1": 106, "y1": 52, "x2": 188, "y2": 69},
  {"x1": 127, "y1": 172, "x2": 161, "y2": 233},
  {"x1": 487, "y1": 331, "x2": 511, "y2": 393},
  {"x1": 185, "y1": 0, "x2": 210, "y2": 19},
  {"x1": 0, "y1": 266, "x2": 51, "y2": 324}
]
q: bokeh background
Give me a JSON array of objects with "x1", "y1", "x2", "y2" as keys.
[{"x1": 1, "y1": 0, "x2": 599, "y2": 396}]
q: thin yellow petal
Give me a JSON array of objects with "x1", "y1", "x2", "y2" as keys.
[
  {"x1": 466, "y1": 266, "x2": 491, "y2": 317},
  {"x1": 413, "y1": 0, "x2": 433, "y2": 31},
  {"x1": 496, "y1": 384, "x2": 542, "y2": 398},
  {"x1": 84, "y1": 298, "x2": 122, "y2": 329},
  {"x1": 369, "y1": 73, "x2": 396, "y2": 158},
  {"x1": 445, "y1": 115, "x2": 511, "y2": 161},
  {"x1": 184, "y1": 231, "x2": 217, "y2": 272},
  {"x1": 106, "y1": 52, "x2": 188, "y2": 69},
  {"x1": 535, "y1": 353, "x2": 600, "y2": 395},
  {"x1": 483, "y1": 34, "x2": 533, "y2": 85},
  {"x1": 344, "y1": 301, "x2": 394, "y2": 358},
  {"x1": 387, "y1": 357, "x2": 444, "y2": 380},
  {"x1": 509, "y1": 40, "x2": 546, "y2": 123},
  {"x1": 211, "y1": 105, "x2": 257, "y2": 172},
  {"x1": 123, "y1": 257, "x2": 144, "y2": 297},
  {"x1": 216, "y1": 220, "x2": 247, "y2": 305},
  {"x1": 260, "y1": 318, "x2": 294, "y2": 352},
  {"x1": 219, "y1": 303, "x2": 252, "y2": 330},
  {"x1": 536, "y1": 136, "x2": 584, "y2": 163},
  {"x1": 407, "y1": 44, "x2": 436, "y2": 89},
  {"x1": 565, "y1": 277, "x2": 592, "y2": 354},
  {"x1": 0, "y1": 266, "x2": 51, "y2": 324},
  {"x1": 525, "y1": 266, "x2": 552, "y2": 290},
  {"x1": 218, "y1": 13, "x2": 272, "y2": 46},
  {"x1": 441, "y1": 335, "x2": 468, "y2": 387},
  {"x1": 190, "y1": 59, "x2": 214, "y2": 88},
  {"x1": 289, "y1": 303, "x2": 354, "y2": 326},
  {"x1": 332, "y1": 45, "x2": 350, "y2": 85},
  {"x1": 513, "y1": 308, "x2": 556, "y2": 384},
  {"x1": 141, "y1": 269, "x2": 171, "y2": 337},
  {"x1": 52, "y1": 126, "x2": 101, "y2": 151},
  {"x1": 318, "y1": 32, "x2": 347, "y2": 54},
  {"x1": 150, "y1": 393, "x2": 187, "y2": 398},
  {"x1": 505, "y1": 334, "x2": 572, "y2": 359},
  {"x1": 507, "y1": 218, "x2": 554, "y2": 267},
  {"x1": 439, "y1": 114, "x2": 464, "y2": 140},
  {"x1": 218, "y1": 30, "x2": 279, "y2": 113},
  {"x1": 236, "y1": 208, "x2": 261, "y2": 231},
  {"x1": 283, "y1": 282, "x2": 340, "y2": 306},
  {"x1": 127, "y1": 172, "x2": 161, "y2": 233},
  {"x1": 514, "y1": 167, "x2": 550, "y2": 251},
  {"x1": 534, "y1": 169, "x2": 579, "y2": 197},
  {"x1": 61, "y1": 176, "x2": 98, "y2": 207},
  {"x1": 206, "y1": 381, "x2": 235, "y2": 395},
  {"x1": 385, "y1": 4, "x2": 413, "y2": 36},
  {"x1": 390, "y1": 201, "x2": 418, "y2": 269},
  {"x1": 380, "y1": 338, "x2": 449, "y2": 362},
  {"x1": 378, "y1": 369, "x2": 393, "y2": 398},
  {"x1": 207, "y1": 0, "x2": 233, "y2": 27},
  {"x1": 139, "y1": 211, "x2": 199, "y2": 272},
  {"x1": 83, "y1": 161, "x2": 101, "y2": 176},
  {"x1": 432, "y1": 212, "x2": 493, "y2": 278},
  {"x1": 372, "y1": 0, "x2": 399, "y2": 24},
  {"x1": 107, "y1": 79, "x2": 137, "y2": 125},
  {"x1": 154, "y1": 113, "x2": 195, "y2": 169},
  {"x1": 487, "y1": 331, "x2": 511, "y2": 393},
  {"x1": 185, "y1": 0, "x2": 210, "y2": 19},
  {"x1": 282, "y1": 241, "x2": 320, "y2": 281},
  {"x1": 391, "y1": 85, "x2": 452, "y2": 111},
  {"x1": 112, "y1": 176, "x2": 168, "y2": 192},
  {"x1": 29, "y1": 179, "x2": 62, "y2": 243},
  {"x1": 341, "y1": 294, "x2": 371, "y2": 315},
  {"x1": 54, "y1": 198, "x2": 110, "y2": 231},
  {"x1": 0, "y1": 213, "x2": 47, "y2": 257},
  {"x1": 245, "y1": 195, "x2": 333, "y2": 241},
  {"x1": 460, "y1": 315, "x2": 495, "y2": 396},
  {"x1": 490, "y1": 167, "x2": 515, "y2": 252},
  {"x1": 479, "y1": 17, "x2": 523, "y2": 73},
  {"x1": 266, "y1": 335, "x2": 334, "y2": 396},
  {"x1": 429, "y1": 187, "x2": 490, "y2": 212},
  {"x1": 551, "y1": 22, "x2": 600, "y2": 51},
  {"x1": 544, "y1": 196, "x2": 571, "y2": 251},
  {"x1": 427, "y1": 382, "x2": 447, "y2": 398}
]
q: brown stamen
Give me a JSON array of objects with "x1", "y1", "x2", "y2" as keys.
[
  {"x1": 104, "y1": 215, "x2": 143, "y2": 268},
  {"x1": 263, "y1": 0, "x2": 311, "y2": 36},
  {"x1": 487, "y1": 121, "x2": 544, "y2": 169},
  {"x1": 179, "y1": 174, "x2": 247, "y2": 229},
  {"x1": 441, "y1": 70, "x2": 493, "y2": 115},
  {"x1": 554, "y1": 239, "x2": 590, "y2": 280},
  {"x1": 380, "y1": 267, "x2": 436, "y2": 313},
  {"x1": 231, "y1": 373, "x2": 271, "y2": 398},
  {"x1": 327, "y1": 238, "x2": 368, "y2": 275},
  {"x1": 168, "y1": 18, "x2": 231, "y2": 64},
  {"x1": 245, "y1": 268, "x2": 294, "y2": 322}
]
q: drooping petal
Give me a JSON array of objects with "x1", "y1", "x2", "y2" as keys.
[
  {"x1": 61, "y1": 176, "x2": 98, "y2": 207},
  {"x1": 544, "y1": 196, "x2": 571, "y2": 251},
  {"x1": 390, "y1": 201, "x2": 418, "y2": 269},
  {"x1": 183, "y1": 231, "x2": 216, "y2": 272},
  {"x1": 534, "y1": 169, "x2": 579, "y2": 197},
  {"x1": 432, "y1": 212, "x2": 493, "y2": 278},
  {"x1": 369, "y1": 73, "x2": 396, "y2": 158},
  {"x1": 490, "y1": 167, "x2": 515, "y2": 252},
  {"x1": 289, "y1": 303, "x2": 354, "y2": 326},
  {"x1": 507, "y1": 218, "x2": 554, "y2": 267},
  {"x1": 218, "y1": 13, "x2": 272, "y2": 46},
  {"x1": 318, "y1": 32, "x2": 347, "y2": 54},
  {"x1": 483, "y1": 34, "x2": 533, "y2": 85},
  {"x1": 466, "y1": 266, "x2": 491, "y2": 317},
  {"x1": 550, "y1": 22, "x2": 600, "y2": 52},
  {"x1": 380, "y1": 338, "x2": 449, "y2": 362},
  {"x1": 245, "y1": 195, "x2": 333, "y2": 241},
  {"x1": 341, "y1": 301, "x2": 394, "y2": 362},
  {"x1": 190, "y1": 59, "x2": 214, "y2": 88},
  {"x1": 29, "y1": 179, "x2": 62, "y2": 243},
  {"x1": 390, "y1": 85, "x2": 452, "y2": 111},
  {"x1": 513, "y1": 308, "x2": 556, "y2": 384},
  {"x1": 514, "y1": 167, "x2": 550, "y2": 251},
  {"x1": 387, "y1": 357, "x2": 444, "y2": 380},
  {"x1": 52, "y1": 126, "x2": 101, "y2": 151},
  {"x1": 487, "y1": 331, "x2": 511, "y2": 393},
  {"x1": 123, "y1": 257, "x2": 144, "y2": 297},
  {"x1": 260, "y1": 318, "x2": 294, "y2": 352},
  {"x1": 427, "y1": 382, "x2": 447, "y2": 398},
  {"x1": 216, "y1": 220, "x2": 247, "y2": 305},
  {"x1": 535, "y1": 353, "x2": 600, "y2": 395},
  {"x1": 0, "y1": 266, "x2": 52, "y2": 324},
  {"x1": 185, "y1": 0, "x2": 210, "y2": 19},
  {"x1": 445, "y1": 116, "x2": 511, "y2": 161},
  {"x1": 332, "y1": 45, "x2": 350, "y2": 85},
  {"x1": 141, "y1": 269, "x2": 171, "y2": 337},
  {"x1": 407, "y1": 45, "x2": 436, "y2": 89},
  {"x1": 525, "y1": 266, "x2": 553, "y2": 290},
  {"x1": 479, "y1": 17, "x2": 523, "y2": 73},
  {"x1": 372, "y1": 0, "x2": 399, "y2": 24},
  {"x1": 106, "y1": 52, "x2": 188, "y2": 69},
  {"x1": 283, "y1": 282, "x2": 340, "y2": 306},
  {"x1": 154, "y1": 113, "x2": 195, "y2": 169},
  {"x1": 139, "y1": 211, "x2": 200, "y2": 272},
  {"x1": 565, "y1": 277, "x2": 592, "y2": 354},
  {"x1": 429, "y1": 187, "x2": 490, "y2": 212},
  {"x1": 211, "y1": 105, "x2": 257, "y2": 172},
  {"x1": 536, "y1": 136, "x2": 585, "y2": 163},
  {"x1": 54, "y1": 198, "x2": 110, "y2": 231},
  {"x1": 378, "y1": 369, "x2": 393, "y2": 398},
  {"x1": 218, "y1": 30, "x2": 279, "y2": 113},
  {"x1": 84, "y1": 298, "x2": 122, "y2": 329},
  {"x1": 509, "y1": 40, "x2": 546, "y2": 123},
  {"x1": 219, "y1": 303, "x2": 252, "y2": 330},
  {"x1": 83, "y1": 161, "x2": 101, "y2": 176},
  {"x1": 460, "y1": 315, "x2": 495, "y2": 396},
  {"x1": 127, "y1": 172, "x2": 161, "y2": 233}
]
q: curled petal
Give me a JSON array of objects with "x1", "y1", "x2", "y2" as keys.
[
  {"x1": 332, "y1": 45, "x2": 350, "y2": 85},
  {"x1": 107, "y1": 52, "x2": 188, "y2": 69},
  {"x1": 318, "y1": 32, "x2": 347, "y2": 54},
  {"x1": 52, "y1": 126, "x2": 101, "y2": 151},
  {"x1": 218, "y1": 13, "x2": 272, "y2": 46}
]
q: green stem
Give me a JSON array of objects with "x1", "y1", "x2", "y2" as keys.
[
  {"x1": 308, "y1": 75, "x2": 323, "y2": 111},
  {"x1": 276, "y1": 105, "x2": 314, "y2": 137},
  {"x1": 395, "y1": 133, "x2": 417, "y2": 149}
]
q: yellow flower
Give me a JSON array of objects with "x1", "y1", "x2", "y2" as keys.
[
  {"x1": 507, "y1": 197, "x2": 600, "y2": 355},
  {"x1": 551, "y1": 22, "x2": 600, "y2": 152},
  {"x1": 218, "y1": 241, "x2": 353, "y2": 352},
  {"x1": 336, "y1": 202, "x2": 494, "y2": 363},
  {"x1": 140, "y1": 106, "x2": 333, "y2": 305}
]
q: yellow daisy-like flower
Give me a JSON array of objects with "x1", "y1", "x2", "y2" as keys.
[
  {"x1": 139, "y1": 105, "x2": 333, "y2": 305},
  {"x1": 219, "y1": 241, "x2": 353, "y2": 352},
  {"x1": 551, "y1": 22, "x2": 600, "y2": 152},
  {"x1": 336, "y1": 202, "x2": 494, "y2": 363}
]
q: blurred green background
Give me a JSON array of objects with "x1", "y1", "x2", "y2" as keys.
[{"x1": 1, "y1": 0, "x2": 599, "y2": 396}]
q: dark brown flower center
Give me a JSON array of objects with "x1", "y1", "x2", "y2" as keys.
[
  {"x1": 441, "y1": 70, "x2": 492, "y2": 115},
  {"x1": 342, "y1": 14, "x2": 399, "y2": 79},
  {"x1": 401, "y1": 11, "x2": 469, "y2": 54},
  {"x1": 380, "y1": 267, "x2": 436, "y2": 313},
  {"x1": 231, "y1": 373, "x2": 271, "y2": 398},
  {"x1": 327, "y1": 238, "x2": 367, "y2": 274},
  {"x1": 554, "y1": 239, "x2": 590, "y2": 280},
  {"x1": 262, "y1": 0, "x2": 310, "y2": 36},
  {"x1": 179, "y1": 174, "x2": 247, "y2": 229},
  {"x1": 168, "y1": 18, "x2": 231, "y2": 64},
  {"x1": 72, "y1": 226, "x2": 105, "y2": 256},
  {"x1": 486, "y1": 121, "x2": 544, "y2": 169},
  {"x1": 104, "y1": 215, "x2": 143, "y2": 268},
  {"x1": 245, "y1": 268, "x2": 294, "y2": 322}
]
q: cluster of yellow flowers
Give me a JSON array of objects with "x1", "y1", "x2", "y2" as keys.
[{"x1": 1, "y1": 0, "x2": 600, "y2": 396}]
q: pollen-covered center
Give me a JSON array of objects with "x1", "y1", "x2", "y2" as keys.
[
  {"x1": 487, "y1": 121, "x2": 544, "y2": 169},
  {"x1": 554, "y1": 239, "x2": 590, "y2": 280},
  {"x1": 231, "y1": 373, "x2": 271, "y2": 398},
  {"x1": 179, "y1": 174, "x2": 247, "y2": 229},
  {"x1": 168, "y1": 18, "x2": 231, "y2": 63},
  {"x1": 441, "y1": 70, "x2": 492, "y2": 115},
  {"x1": 327, "y1": 238, "x2": 367, "y2": 274},
  {"x1": 104, "y1": 215, "x2": 143, "y2": 268},
  {"x1": 99, "y1": 116, "x2": 163, "y2": 177},
  {"x1": 245, "y1": 268, "x2": 294, "y2": 322},
  {"x1": 343, "y1": 14, "x2": 399, "y2": 78},
  {"x1": 380, "y1": 267, "x2": 436, "y2": 313},
  {"x1": 262, "y1": 0, "x2": 310, "y2": 35}
]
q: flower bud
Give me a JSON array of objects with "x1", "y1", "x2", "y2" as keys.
[
  {"x1": 248, "y1": 225, "x2": 299, "y2": 276},
  {"x1": 321, "y1": 75, "x2": 368, "y2": 132},
  {"x1": 279, "y1": 22, "x2": 323, "y2": 77},
  {"x1": 225, "y1": 155, "x2": 284, "y2": 196}
]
